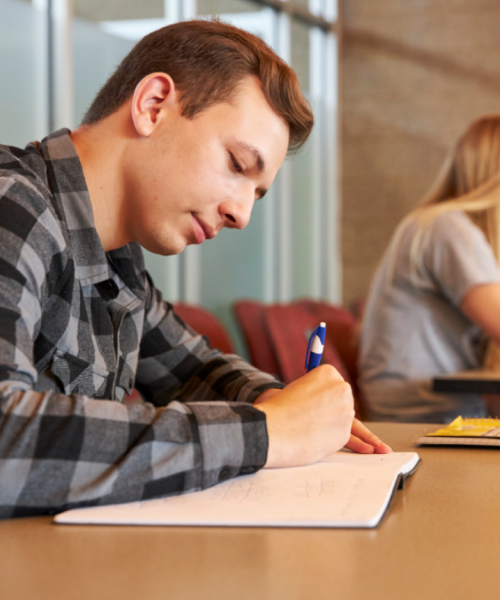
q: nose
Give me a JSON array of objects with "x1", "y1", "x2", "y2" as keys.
[{"x1": 219, "y1": 194, "x2": 254, "y2": 230}]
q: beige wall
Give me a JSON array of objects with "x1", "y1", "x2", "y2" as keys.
[{"x1": 340, "y1": 0, "x2": 500, "y2": 306}]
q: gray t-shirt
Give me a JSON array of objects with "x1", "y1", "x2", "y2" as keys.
[{"x1": 359, "y1": 210, "x2": 500, "y2": 423}]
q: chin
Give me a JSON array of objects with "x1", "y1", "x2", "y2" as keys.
[
  {"x1": 142, "y1": 236, "x2": 186, "y2": 256},
  {"x1": 133, "y1": 223, "x2": 188, "y2": 256}
]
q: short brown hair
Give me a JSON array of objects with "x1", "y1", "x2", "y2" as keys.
[{"x1": 82, "y1": 19, "x2": 313, "y2": 152}]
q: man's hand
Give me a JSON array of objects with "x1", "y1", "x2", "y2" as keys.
[
  {"x1": 254, "y1": 368, "x2": 392, "y2": 467},
  {"x1": 345, "y1": 418, "x2": 392, "y2": 454},
  {"x1": 254, "y1": 365, "x2": 355, "y2": 468}
]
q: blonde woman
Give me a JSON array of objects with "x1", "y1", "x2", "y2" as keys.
[{"x1": 359, "y1": 115, "x2": 500, "y2": 423}]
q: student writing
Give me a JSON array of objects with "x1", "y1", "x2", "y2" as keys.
[{"x1": 0, "y1": 20, "x2": 390, "y2": 519}]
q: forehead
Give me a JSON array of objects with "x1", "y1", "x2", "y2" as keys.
[{"x1": 213, "y1": 77, "x2": 290, "y2": 161}]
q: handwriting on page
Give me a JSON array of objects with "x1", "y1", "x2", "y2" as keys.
[
  {"x1": 210, "y1": 481, "x2": 271, "y2": 503},
  {"x1": 294, "y1": 479, "x2": 336, "y2": 498},
  {"x1": 203, "y1": 468, "x2": 374, "y2": 506},
  {"x1": 207, "y1": 479, "x2": 340, "y2": 503}
]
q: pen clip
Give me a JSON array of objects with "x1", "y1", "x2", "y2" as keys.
[{"x1": 305, "y1": 326, "x2": 320, "y2": 369}]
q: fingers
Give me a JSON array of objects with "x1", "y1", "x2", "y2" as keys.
[
  {"x1": 349, "y1": 419, "x2": 393, "y2": 454},
  {"x1": 313, "y1": 363, "x2": 345, "y2": 383},
  {"x1": 345, "y1": 434, "x2": 375, "y2": 454}
]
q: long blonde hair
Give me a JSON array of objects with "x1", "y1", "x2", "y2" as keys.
[{"x1": 394, "y1": 115, "x2": 500, "y2": 369}]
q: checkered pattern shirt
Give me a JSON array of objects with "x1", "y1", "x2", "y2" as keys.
[{"x1": 0, "y1": 128, "x2": 284, "y2": 519}]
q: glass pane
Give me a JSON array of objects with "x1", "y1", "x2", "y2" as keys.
[
  {"x1": 292, "y1": 0, "x2": 312, "y2": 9},
  {"x1": 73, "y1": 23, "x2": 135, "y2": 125},
  {"x1": 200, "y1": 200, "x2": 268, "y2": 304},
  {"x1": 197, "y1": 0, "x2": 275, "y2": 48},
  {"x1": 73, "y1": 1, "x2": 161, "y2": 125},
  {"x1": 294, "y1": 0, "x2": 337, "y2": 19},
  {"x1": 289, "y1": 20, "x2": 336, "y2": 300},
  {"x1": 289, "y1": 19, "x2": 316, "y2": 299},
  {"x1": 290, "y1": 18, "x2": 310, "y2": 94},
  {"x1": 73, "y1": 0, "x2": 163, "y2": 21},
  {"x1": 0, "y1": 0, "x2": 44, "y2": 146},
  {"x1": 197, "y1": 0, "x2": 260, "y2": 15}
]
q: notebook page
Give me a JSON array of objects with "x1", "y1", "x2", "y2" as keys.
[{"x1": 55, "y1": 452, "x2": 419, "y2": 529}]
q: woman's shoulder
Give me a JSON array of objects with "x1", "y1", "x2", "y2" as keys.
[
  {"x1": 403, "y1": 207, "x2": 471, "y2": 228},
  {"x1": 426, "y1": 210, "x2": 490, "y2": 254},
  {"x1": 380, "y1": 209, "x2": 490, "y2": 287},
  {"x1": 430, "y1": 209, "x2": 476, "y2": 228},
  {"x1": 399, "y1": 209, "x2": 482, "y2": 244}
]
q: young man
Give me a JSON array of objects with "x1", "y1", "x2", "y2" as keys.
[{"x1": 0, "y1": 20, "x2": 390, "y2": 519}]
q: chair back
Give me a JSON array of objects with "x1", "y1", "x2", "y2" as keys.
[
  {"x1": 233, "y1": 300, "x2": 280, "y2": 377},
  {"x1": 264, "y1": 303, "x2": 350, "y2": 385},
  {"x1": 174, "y1": 303, "x2": 235, "y2": 354},
  {"x1": 296, "y1": 299, "x2": 365, "y2": 418},
  {"x1": 296, "y1": 299, "x2": 359, "y2": 383}
]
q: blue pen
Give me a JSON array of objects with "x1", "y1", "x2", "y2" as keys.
[{"x1": 305, "y1": 322, "x2": 326, "y2": 372}]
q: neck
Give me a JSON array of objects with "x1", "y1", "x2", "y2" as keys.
[{"x1": 70, "y1": 110, "x2": 131, "y2": 252}]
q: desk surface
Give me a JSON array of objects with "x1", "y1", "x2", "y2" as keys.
[{"x1": 2, "y1": 422, "x2": 500, "y2": 600}]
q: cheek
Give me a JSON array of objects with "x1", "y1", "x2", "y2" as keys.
[{"x1": 190, "y1": 161, "x2": 232, "y2": 202}]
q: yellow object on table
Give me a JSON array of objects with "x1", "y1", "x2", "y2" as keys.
[{"x1": 415, "y1": 416, "x2": 500, "y2": 446}]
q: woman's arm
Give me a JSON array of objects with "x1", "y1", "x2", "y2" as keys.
[
  {"x1": 461, "y1": 284, "x2": 500, "y2": 415},
  {"x1": 460, "y1": 283, "x2": 500, "y2": 342}
]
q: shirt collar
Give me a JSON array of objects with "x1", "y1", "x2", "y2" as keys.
[{"x1": 39, "y1": 128, "x2": 112, "y2": 286}]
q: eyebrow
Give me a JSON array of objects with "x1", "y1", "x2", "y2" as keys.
[
  {"x1": 236, "y1": 141, "x2": 267, "y2": 199},
  {"x1": 237, "y1": 141, "x2": 265, "y2": 173}
]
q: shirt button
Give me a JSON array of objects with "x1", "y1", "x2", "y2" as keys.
[
  {"x1": 103, "y1": 280, "x2": 119, "y2": 296},
  {"x1": 219, "y1": 467, "x2": 231, "y2": 482}
]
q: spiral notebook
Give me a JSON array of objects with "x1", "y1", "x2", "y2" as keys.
[
  {"x1": 55, "y1": 451, "x2": 420, "y2": 529},
  {"x1": 416, "y1": 417, "x2": 500, "y2": 447}
]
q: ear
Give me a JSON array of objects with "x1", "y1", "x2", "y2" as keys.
[{"x1": 131, "y1": 73, "x2": 178, "y2": 137}]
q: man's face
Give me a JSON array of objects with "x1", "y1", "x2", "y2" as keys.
[{"x1": 124, "y1": 76, "x2": 290, "y2": 255}]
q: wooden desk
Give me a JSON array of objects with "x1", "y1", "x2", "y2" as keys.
[{"x1": 2, "y1": 422, "x2": 500, "y2": 600}]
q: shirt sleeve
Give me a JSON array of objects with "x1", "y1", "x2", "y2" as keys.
[
  {"x1": 423, "y1": 211, "x2": 500, "y2": 305},
  {"x1": 0, "y1": 180, "x2": 273, "y2": 519},
  {"x1": 132, "y1": 273, "x2": 287, "y2": 494},
  {"x1": 135, "y1": 271, "x2": 285, "y2": 406}
]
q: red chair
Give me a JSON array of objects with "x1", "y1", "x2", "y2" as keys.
[
  {"x1": 264, "y1": 303, "x2": 350, "y2": 385},
  {"x1": 173, "y1": 303, "x2": 235, "y2": 354},
  {"x1": 296, "y1": 299, "x2": 359, "y2": 383},
  {"x1": 296, "y1": 299, "x2": 365, "y2": 418},
  {"x1": 233, "y1": 300, "x2": 280, "y2": 378}
]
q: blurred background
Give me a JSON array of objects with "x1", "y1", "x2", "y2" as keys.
[{"x1": 1, "y1": 0, "x2": 499, "y2": 356}]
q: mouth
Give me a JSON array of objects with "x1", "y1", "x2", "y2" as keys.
[{"x1": 191, "y1": 214, "x2": 215, "y2": 244}]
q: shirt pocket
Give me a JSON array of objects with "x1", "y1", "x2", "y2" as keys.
[{"x1": 51, "y1": 351, "x2": 110, "y2": 397}]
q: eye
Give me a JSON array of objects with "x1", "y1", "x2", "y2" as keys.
[{"x1": 229, "y1": 152, "x2": 244, "y2": 174}]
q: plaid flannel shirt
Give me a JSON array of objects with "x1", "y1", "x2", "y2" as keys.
[{"x1": 0, "y1": 128, "x2": 284, "y2": 519}]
